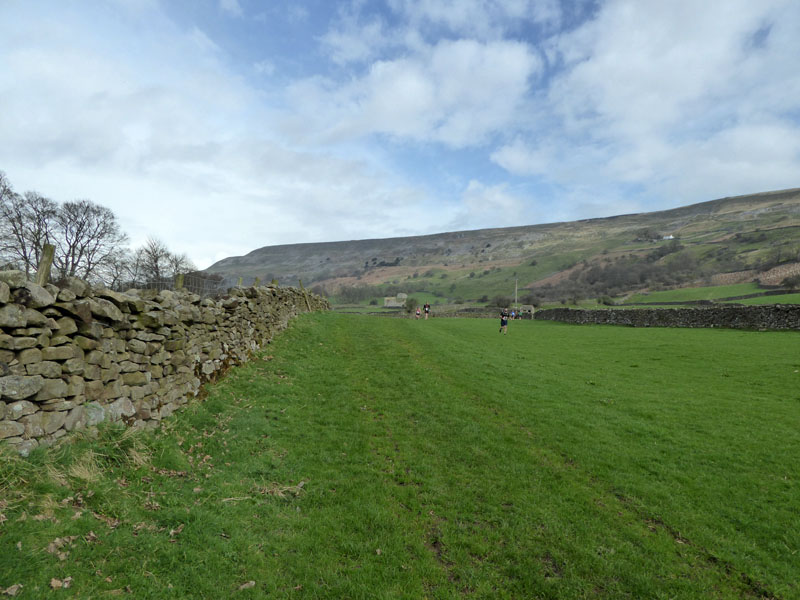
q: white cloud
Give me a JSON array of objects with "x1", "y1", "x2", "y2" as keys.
[
  {"x1": 0, "y1": 2, "x2": 442, "y2": 268},
  {"x1": 288, "y1": 38, "x2": 541, "y2": 147},
  {"x1": 253, "y1": 59, "x2": 275, "y2": 75},
  {"x1": 492, "y1": 0, "x2": 800, "y2": 205},
  {"x1": 320, "y1": 17, "x2": 389, "y2": 65},
  {"x1": 388, "y1": 0, "x2": 562, "y2": 38},
  {"x1": 446, "y1": 180, "x2": 528, "y2": 231},
  {"x1": 219, "y1": 0, "x2": 243, "y2": 18}
]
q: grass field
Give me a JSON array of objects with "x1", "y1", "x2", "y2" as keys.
[
  {"x1": 624, "y1": 283, "x2": 763, "y2": 304},
  {"x1": 1, "y1": 315, "x2": 798, "y2": 598}
]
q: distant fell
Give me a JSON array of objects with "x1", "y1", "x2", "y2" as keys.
[{"x1": 205, "y1": 188, "x2": 800, "y2": 303}]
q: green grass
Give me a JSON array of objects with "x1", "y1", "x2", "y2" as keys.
[
  {"x1": 625, "y1": 283, "x2": 764, "y2": 304},
  {"x1": 2, "y1": 315, "x2": 799, "y2": 598}
]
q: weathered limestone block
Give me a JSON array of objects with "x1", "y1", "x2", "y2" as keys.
[
  {"x1": 12, "y1": 325, "x2": 50, "y2": 338},
  {"x1": 136, "y1": 332, "x2": 165, "y2": 342},
  {"x1": 64, "y1": 405, "x2": 86, "y2": 431},
  {"x1": 36, "y1": 410, "x2": 66, "y2": 434},
  {"x1": 62, "y1": 358, "x2": 85, "y2": 375},
  {"x1": 85, "y1": 380, "x2": 104, "y2": 401},
  {"x1": 103, "y1": 379, "x2": 123, "y2": 400},
  {"x1": 134, "y1": 400, "x2": 152, "y2": 420},
  {"x1": 0, "y1": 270, "x2": 27, "y2": 287},
  {"x1": 127, "y1": 338, "x2": 147, "y2": 353},
  {"x1": 55, "y1": 316, "x2": 78, "y2": 335},
  {"x1": 66, "y1": 376, "x2": 85, "y2": 396},
  {"x1": 119, "y1": 360, "x2": 140, "y2": 373},
  {"x1": 201, "y1": 361, "x2": 216, "y2": 375},
  {"x1": 85, "y1": 401, "x2": 105, "y2": 426},
  {"x1": 0, "y1": 401, "x2": 5, "y2": 420},
  {"x1": 49, "y1": 335, "x2": 71, "y2": 346},
  {"x1": 60, "y1": 276, "x2": 89, "y2": 297},
  {"x1": 0, "y1": 349, "x2": 13, "y2": 364},
  {"x1": 78, "y1": 321, "x2": 103, "y2": 339},
  {"x1": 42, "y1": 345, "x2": 76, "y2": 361},
  {"x1": 0, "y1": 304, "x2": 27, "y2": 328},
  {"x1": 7, "y1": 437, "x2": 38, "y2": 457},
  {"x1": 17, "y1": 348, "x2": 42, "y2": 364},
  {"x1": 122, "y1": 371, "x2": 150, "y2": 386},
  {"x1": 164, "y1": 338, "x2": 185, "y2": 351},
  {"x1": 95, "y1": 288, "x2": 131, "y2": 309},
  {"x1": 73, "y1": 335, "x2": 99, "y2": 350},
  {"x1": 57, "y1": 288, "x2": 77, "y2": 302},
  {"x1": 11, "y1": 281, "x2": 55, "y2": 308},
  {"x1": 85, "y1": 350, "x2": 103, "y2": 365},
  {"x1": 26, "y1": 361, "x2": 62, "y2": 378},
  {"x1": 1, "y1": 419, "x2": 25, "y2": 438},
  {"x1": 149, "y1": 365, "x2": 163, "y2": 379},
  {"x1": 0, "y1": 280, "x2": 9, "y2": 304},
  {"x1": 55, "y1": 299, "x2": 92, "y2": 324},
  {"x1": 83, "y1": 364, "x2": 102, "y2": 380},
  {"x1": 1, "y1": 376, "x2": 44, "y2": 401},
  {"x1": 24, "y1": 308, "x2": 48, "y2": 326},
  {"x1": 156, "y1": 290, "x2": 179, "y2": 308},
  {"x1": 107, "y1": 398, "x2": 135, "y2": 422},
  {"x1": 159, "y1": 403, "x2": 176, "y2": 419},
  {"x1": 35, "y1": 378, "x2": 69, "y2": 401},
  {"x1": 101, "y1": 365, "x2": 121, "y2": 383},
  {"x1": 126, "y1": 354, "x2": 146, "y2": 367},
  {"x1": 150, "y1": 350, "x2": 168, "y2": 365},
  {"x1": 7, "y1": 363, "x2": 25, "y2": 376},
  {"x1": 20, "y1": 412, "x2": 44, "y2": 437},
  {"x1": 41, "y1": 398, "x2": 78, "y2": 412}
]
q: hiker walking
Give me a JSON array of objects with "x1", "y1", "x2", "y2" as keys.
[{"x1": 423, "y1": 302, "x2": 431, "y2": 320}]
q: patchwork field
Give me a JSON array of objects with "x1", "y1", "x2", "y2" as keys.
[{"x1": 1, "y1": 314, "x2": 798, "y2": 598}]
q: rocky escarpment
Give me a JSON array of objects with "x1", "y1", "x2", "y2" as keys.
[{"x1": 0, "y1": 271, "x2": 328, "y2": 456}]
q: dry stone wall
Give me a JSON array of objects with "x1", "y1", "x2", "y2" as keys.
[
  {"x1": 534, "y1": 305, "x2": 800, "y2": 330},
  {"x1": 0, "y1": 271, "x2": 328, "y2": 456}
]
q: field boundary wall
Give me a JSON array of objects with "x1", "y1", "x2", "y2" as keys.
[
  {"x1": 534, "y1": 305, "x2": 800, "y2": 330},
  {"x1": 0, "y1": 271, "x2": 328, "y2": 456}
]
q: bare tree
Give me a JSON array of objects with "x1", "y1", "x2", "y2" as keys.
[
  {"x1": 166, "y1": 251, "x2": 196, "y2": 278},
  {"x1": 0, "y1": 181, "x2": 58, "y2": 277},
  {"x1": 52, "y1": 199, "x2": 129, "y2": 281},
  {"x1": 139, "y1": 237, "x2": 171, "y2": 283}
]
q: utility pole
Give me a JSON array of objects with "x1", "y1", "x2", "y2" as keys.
[{"x1": 515, "y1": 278, "x2": 518, "y2": 310}]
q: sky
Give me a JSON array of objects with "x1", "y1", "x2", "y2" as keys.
[{"x1": 1, "y1": 0, "x2": 799, "y2": 269}]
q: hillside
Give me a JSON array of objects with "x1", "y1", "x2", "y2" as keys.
[{"x1": 205, "y1": 188, "x2": 800, "y2": 304}]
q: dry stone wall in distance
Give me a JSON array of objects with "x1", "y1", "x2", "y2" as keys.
[
  {"x1": 0, "y1": 271, "x2": 329, "y2": 456},
  {"x1": 534, "y1": 305, "x2": 800, "y2": 330}
]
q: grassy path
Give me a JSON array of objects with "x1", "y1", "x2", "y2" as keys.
[{"x1": 1, "y1": 314, "x2": 798, "y2": 598}]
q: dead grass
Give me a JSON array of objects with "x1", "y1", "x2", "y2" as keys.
[
  {"x1": 68, "y1": 450, "x2": 102, "y2": 483},
  {"x1": 254, "y1": 480, "x2": 306, "y2": 499}
]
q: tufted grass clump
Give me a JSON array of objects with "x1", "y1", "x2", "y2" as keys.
[{"x1": 0, "y1": 313, "x2": 798, "y2": 598}]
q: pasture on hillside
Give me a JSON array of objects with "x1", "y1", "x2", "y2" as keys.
[{"x1": 1, "y1": 314, "x2": 798, "y2": 599}]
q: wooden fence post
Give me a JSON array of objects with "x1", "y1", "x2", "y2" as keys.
[
  {"x1": 175, "y1": 273, "x2": 185, "y2": 291},
  {"x1": 254, "y1": 277, "x2": 261, "y2": 287},
  {"x1": 237, "y1": 277, "x2": 243, "y2": 287},
  {"x1": 35, "y1": 244, "x2": 55, "y2": 286},
  {"x1": 299, "y1": 279, "x2": 312, "y2": 311}
]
